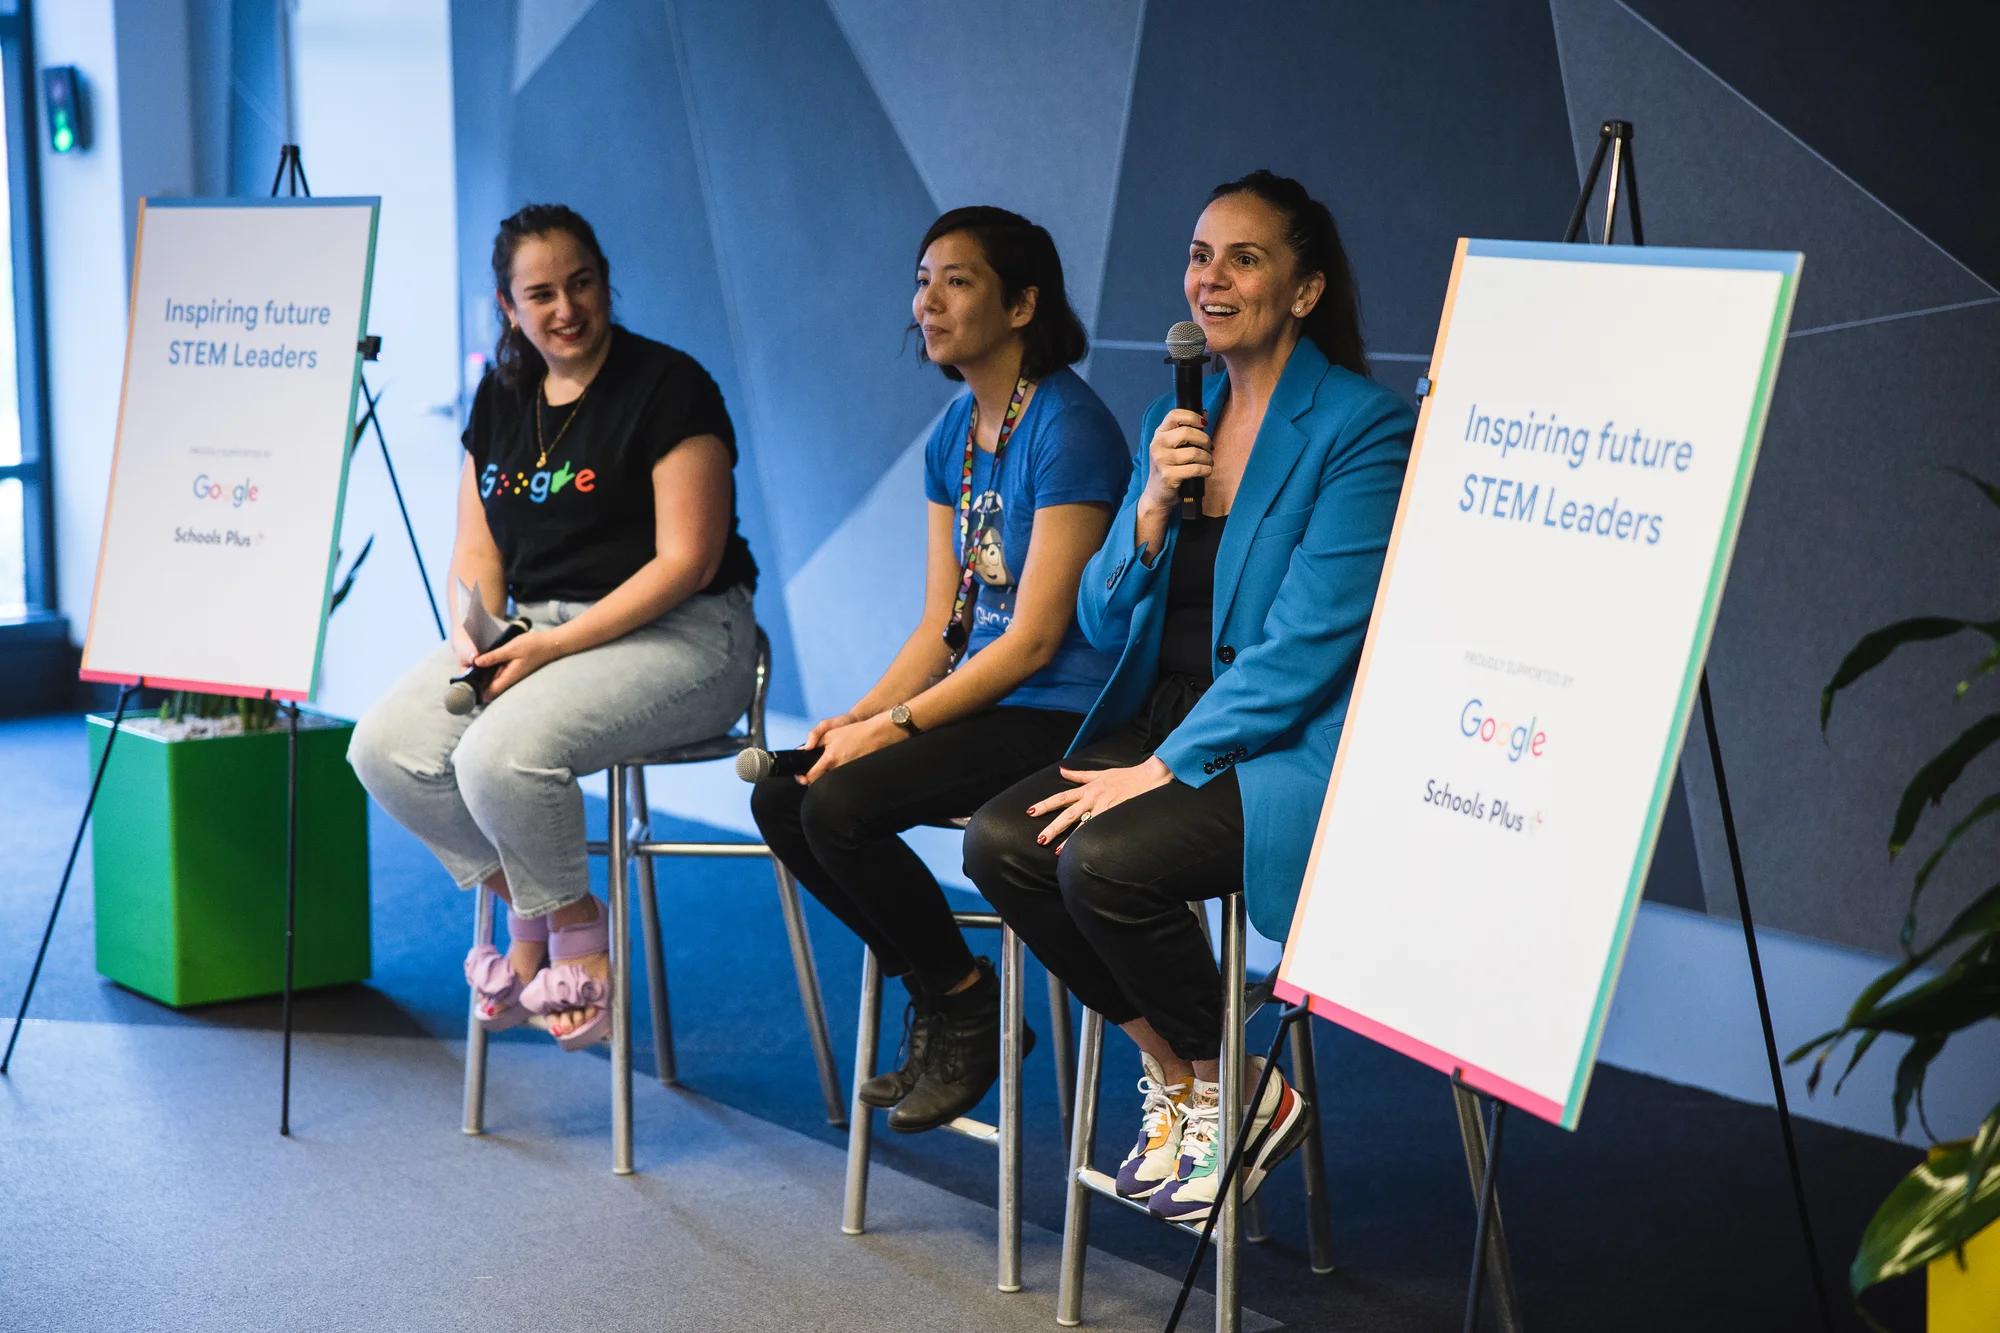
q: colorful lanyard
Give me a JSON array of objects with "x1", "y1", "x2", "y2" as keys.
[{"x1": 943, "y1": 375, "x2": 1031, "y2": 663}]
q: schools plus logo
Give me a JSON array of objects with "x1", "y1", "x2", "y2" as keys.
[
  {"x1": 1459, "y1": 699, "x2": 1547, "y2": 763},
  {"x1": 481, "y1": 461, "x2": 596, "y2": 503}
]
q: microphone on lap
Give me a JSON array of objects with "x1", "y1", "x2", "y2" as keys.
[
  {"x1": 1166, "y1": 321, "x2": 1211, "y2": 523},
  {"x1": 443, "y1": 616, "x2": 532, "y2": 715},
  {"x1": 734, "y1": 746, "x2": 825, "y2": 783}
]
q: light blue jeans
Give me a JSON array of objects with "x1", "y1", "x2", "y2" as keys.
[{"x1": 348, "y1": 585, "x2": 757, "y2": 917}]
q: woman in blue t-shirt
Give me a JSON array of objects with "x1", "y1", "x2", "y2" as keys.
[{"x1": 751, "y1": 207, "x2": 1129, "y2": 1133}]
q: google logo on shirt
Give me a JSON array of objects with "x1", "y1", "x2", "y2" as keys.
[{"x1": 1460, "y1": 699, "x2": 1547, "y2": 763}]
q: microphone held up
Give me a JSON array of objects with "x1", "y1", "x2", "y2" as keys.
[{"x1": 1166, "y1": 321, "x2": 1210, "y2": 523}]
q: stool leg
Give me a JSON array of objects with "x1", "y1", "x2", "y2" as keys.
[
  {"x1": 1057, "y1": 1007, "x2": 1105, "y2": 1328},
  {"x1": 773, "y1": 858, "x2": 847, "y2": 1128},
  {"x1": 610, "y1": 769, "x2": 634, "y2": 1176},
  {"x1": 1046, "y1": 972, "x2": 1075, "y2": 1147},
  {"x1": 999, "y1": 926, "x2": 1025, "y2": 1293},
  {"x1": 1244, "y1": 1191, "x2": 1270, "y2": 1244},
  {"x1": 1216, "y1": 894, "x2": 1246, "y2": 1333},
  {"x1": 627, "y1": 769, "x2": 675, "y2": 1086},
  {"x1": 1290, "y1": 1014, "x2": 1336, "y2": 1273},
  {"x1": 842, "y1": 948, "x2": 883, "y2": 1235},
  {"x1": 462, "y1": 887, "x2": 495, "y2": 1136}
]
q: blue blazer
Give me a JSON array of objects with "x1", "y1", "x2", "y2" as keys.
[{"x1": 1072, "y1": 339, "x2": 1414, "y2": 940}]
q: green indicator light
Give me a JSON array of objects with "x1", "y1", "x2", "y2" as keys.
[{"x1": 52, "y1": 122, "x2": 73, "y2": 153}]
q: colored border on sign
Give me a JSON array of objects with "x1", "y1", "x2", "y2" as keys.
[
  {"x1": 1557, "y1": 251, "x2": 1802, "y2": 1124},
  {"x1": 1273, "y1": 978, "x2": 1565, "y2": 1123},
  {"x1": 1279, "y1": 237, "x2": 1472, "y2": 973},
  {"x1": 144, "y1": 196, "x2": 382, "y2": 210},
  {"x1": 1277, "y1": 238, "x2": 1804, "y2": 1130},
  {"x1": 1466, "y1": 238, "x2": 1801, "y2": 273},
  {"x1": 78, "y1": 667, "x2": 310, "y2": 702},
  {"x1": 78, "y1": 196, "x2": 382, "y2": 702},
  {"x1": 307, "y1": 202, "x2": 382, "y2": 701}
]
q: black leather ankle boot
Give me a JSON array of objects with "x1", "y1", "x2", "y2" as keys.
[
  {"x1": 858, "y1": 976, "x2": 932, "y2": 1110},
  {"x1": 888, "y1": 957, "x2": 1034, "y2": 1133}
]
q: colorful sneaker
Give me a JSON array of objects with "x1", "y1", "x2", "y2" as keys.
[
  {"x1": 1149, "y1": 1057, "x2": 1309, "y2": 1225},
  {"x1": 1114, "y1": 1053, "x2": 1191, "y2": 1199}
]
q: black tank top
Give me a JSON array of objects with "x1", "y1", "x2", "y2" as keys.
[{"x1": 1158, "y1": 514, "x2": 1228, "y2": 681}]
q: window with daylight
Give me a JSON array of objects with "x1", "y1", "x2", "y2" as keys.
[{"x1": 0, "y1": 0, "x2": 48, "y2": 623}]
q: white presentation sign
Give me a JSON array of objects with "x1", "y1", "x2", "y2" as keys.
[
  {"x1": 1277, "y1": 240, "x2": 1800, "y2": 1128},
  {"x1": 81, "y1": 198, "x2": 379, "y2": 701}
]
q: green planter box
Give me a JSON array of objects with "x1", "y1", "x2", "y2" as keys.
[{"x1": 88, "y1": 712, "x2": 371, "y2": 1007}]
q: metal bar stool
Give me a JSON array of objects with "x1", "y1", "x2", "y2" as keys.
[
  {"x1": 1056, "y1": 892, "x2": 1334, "y2": 1332},
  {"x1": 460, "y1": 628, "x2": 846, "y2": 1175},
  {"x1": 841, "y1": 819, "x2": 1078, "y2": 1294}
]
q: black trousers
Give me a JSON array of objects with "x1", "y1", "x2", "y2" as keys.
[
  {"x1": 749, "y1": 706, "x2": 1081, "y2": 995},
  {"x1": 964, "y1": 674, "x2": 1243, "y2": 1062}
]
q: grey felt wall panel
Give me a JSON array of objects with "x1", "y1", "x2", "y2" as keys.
[
  {"x1": 1550, "y1": 0, "x2": 2000, "y2": 953},
  {"x1": 1682, "y1": 303, "x2": 2000, "y2": 951}
]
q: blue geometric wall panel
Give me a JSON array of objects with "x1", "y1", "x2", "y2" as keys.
[
  {"x1": 827, "y1": 0, "x2": 1146, "y2": 334},
  {"x1": 509, "y1": 0, "x2": 806, "y2": 710}
]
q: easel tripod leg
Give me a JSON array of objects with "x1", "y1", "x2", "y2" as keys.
[
  {"x1": 280, "y1": 701, "x2": 298, "y2": 1137},
  {"x1": 2, "y1": 684, "x2": 136, "y2": 1076},
  {"x1": 1698, "y1": 674, "x2": 1835, "y2": 1331},
  {"x1": 1463, "y1": 1097, "x2": 1509, "y2": 1333},
  {"x1": 1290, "y1": 1012, "x2": 1336, "y2": 1274},
  {"x1": 1453, "y1": 1079, "x2": 1523, "y2": 1332}
]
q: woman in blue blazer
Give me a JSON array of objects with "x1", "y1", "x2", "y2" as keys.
[{"x1": 964, "y1": 171, "x2": 1413, "y2": 1224}]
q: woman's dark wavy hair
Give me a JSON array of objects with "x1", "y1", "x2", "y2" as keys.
[
  {"x1": 490, "y1": 203, "x2": 611, "y2": 394},
  {"x1": 1209, "y1": 170, "x2": 1368, "y2": 377},
  {"x1": 913, "y1": 206, "x2": 1089, "y2": 382}
]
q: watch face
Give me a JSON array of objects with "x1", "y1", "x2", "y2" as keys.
[{"x1": 890, "y1": 705, "x2": 910, "y2": 725}]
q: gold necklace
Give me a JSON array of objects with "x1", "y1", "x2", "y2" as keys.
[{"x1": 535, "y1": 377, "x2": 591, "y2": 468}]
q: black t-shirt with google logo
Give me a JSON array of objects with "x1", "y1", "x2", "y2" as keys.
[{"x1": 464, "y1": 326, "x2": 757, "y2": 603}]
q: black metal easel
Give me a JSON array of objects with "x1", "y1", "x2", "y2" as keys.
[
  {"x1": 1, "y1": 683, "x2": 140, "y2": 1075},
  {"x1": 269, "y1": 143, "x2": 447, "y2": 1134},
  {"x1": 5, "y1": 146, "x2": 443, "y2": 1137},
  {"x1": 1453, "y1": 119, "x2": 1836, "y2": 1333},
  {"x1": 274, "y1": 143, "x2": 443, "y2": 639}
]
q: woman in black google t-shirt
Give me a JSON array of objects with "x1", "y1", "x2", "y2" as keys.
[{"x1": 350, "y1": 205, "x2": 759, "y2": 1051}]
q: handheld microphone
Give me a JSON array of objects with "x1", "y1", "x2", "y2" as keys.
[
  {"x1": 443, "y1": 616, "x2": 532, "y2": 715},
  {"x1": 734, "y1": 746, "x2": 824, "y2": 783},
  {"x1": 1166, "y1": 321, "x2": 1210, "y2": 522}
]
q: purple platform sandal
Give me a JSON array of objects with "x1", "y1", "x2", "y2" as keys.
[
  {"x1": 464, "y1": 899, "x2": 548, "y2": 1032},
  {"x1": 520, "y1": 896, "x2": 611, "y2": 1052}
]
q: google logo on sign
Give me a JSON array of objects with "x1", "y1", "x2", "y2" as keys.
[
  {"x1": 192, "y1": 474, "x2": 259, "y2": 507},
  {"x1": 1460, "y1": 699, "x2": 1547, "y2": 763}
]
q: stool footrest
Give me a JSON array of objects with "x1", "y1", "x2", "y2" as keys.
[
  {"x1": 943, "y1": 1115, "x2": 1000, "y2": 1146},
  {"x1": 949, "y1": 912, "x2": 1002, "y2": 929},
  {"x1": 1076, "y1": 1168, "x2": 1215, "y2": 1242},
  {"x1": 586, "y1": 839, "x2": 773, "y2": 858}
]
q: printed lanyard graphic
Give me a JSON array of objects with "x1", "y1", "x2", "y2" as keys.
[{"x1": 943, "y1": 375, "x2": 1030, "y2": 665}]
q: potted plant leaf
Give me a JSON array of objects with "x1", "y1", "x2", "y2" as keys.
[
  {"x1": 87, "y1": 539, "x2": 376, "y2": 1007},
  {"x1": 1789, "y1": 469, "x2": 2000, "y2": 1329}
]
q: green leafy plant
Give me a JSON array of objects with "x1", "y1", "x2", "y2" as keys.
[
  {"x1": 154, "y1": 536, "x2": 374, "y2": 733},
  {"x1": 1788, "y1": 467, "x2": 2000, "y2": 1316}
]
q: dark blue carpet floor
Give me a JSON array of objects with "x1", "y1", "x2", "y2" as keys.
[{"x1": 0, "y1": 714, "x2": 1925, "y2": 1330}]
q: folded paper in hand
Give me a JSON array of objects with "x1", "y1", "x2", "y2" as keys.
[{"x1": 456, "y1": 578, "x2": 508, "y2": 654}]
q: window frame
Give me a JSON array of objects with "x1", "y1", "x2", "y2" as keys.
[{"x1": 0, "y1": 0, "x2": 53, "y2": 619}]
